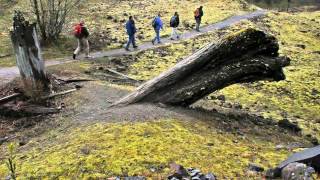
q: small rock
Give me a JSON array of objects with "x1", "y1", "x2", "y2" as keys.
[
  {"x1": 278, "y1": 119, "x2": 301, "y2": 132},
  {"x1": 296, "y1": 44, "x2": 306, "y2": 49},
  {"x1": 191, "y1": 177, "x2": 201, "y2": 180},
  {"x1": 75, "y1": 84, "x2": 83, "y2": 89},
  {"x1": 217, "y1": 95, "x2": 225, "y2": 102},
  {"x1": 265, "y1": 168, "x2": 281, "y2": 178},
  {"x1": 224, "y1": 102, "x2": 232, "y2": 108},
  {"x1": 305, "y1": 135, "x2": 319, "y2": 145},
  {"x1": 281, "y1": 162, "x2": 315, "y2": 180},
  {"x1": 233, "y1": 103, "x2": 242, "y2": 109},
  {"x1": 205, "y1": 173, "x2": 216, "y2": 180},
  {"x1": 19, "y1": 138, "x2": 27, "y2": 146},
  {"x1": 206, "y1": 142, "x2": 214, "y2": 146},
  {"x1": 248, "y1": 163, "x2": 264, "y2": 172},
  {"x1": 80, "y1": 146, "x2": 90, "y2": 155},
  {"x1": 190, "y1": 169, "x2": 201, "y2": 177},
  {"x1": 311, "y1": 89, "x2": 319, "y2": 96},
  {"x1": 111, "y1": 58, "x2": 123, "y2": 65},
  {"x1": 169, "y1": 163, "x2": 189, "y2": 179},
  {"x1": 137, "y1": 34, "x2": 144, "y2": 39},
  {"x1": 106, "y1": 15, "x2": 113, "y2": 20}
]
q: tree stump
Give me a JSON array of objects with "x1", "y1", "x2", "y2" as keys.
[
  {"x1": 114, "y1": 28, "x2": 290, "y2": 107},
  {"x1": 10, "y1": 11, "x2": 48, "y2": 96}
]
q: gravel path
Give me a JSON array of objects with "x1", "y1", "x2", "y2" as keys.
[{"x1": 0, "y1": 10, "x2": 267, "y2": 85}]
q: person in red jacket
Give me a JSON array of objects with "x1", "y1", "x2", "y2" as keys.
[
  {"x1": 73, "y1": 20, "x2": 91, "y2": 59},
  {"x1": 194, "y1": 6, "x2": 204, "y2": 32}
]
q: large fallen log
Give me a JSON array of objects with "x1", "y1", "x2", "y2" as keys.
[{"x1": 114, "y1": 28, "x2": 290, "y2": 106}]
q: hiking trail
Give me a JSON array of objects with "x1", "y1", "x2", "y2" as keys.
[{"x1": 0, "y1": 10, "x2": 267, "y2": 86}]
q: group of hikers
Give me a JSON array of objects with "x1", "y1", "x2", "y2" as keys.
[{"x1": 72, "y1": 6, "x2": 204, "y2": 59}]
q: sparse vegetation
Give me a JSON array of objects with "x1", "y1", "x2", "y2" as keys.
[{"x1": 5, "y1": 143, "x2": 17, "y2": 180}]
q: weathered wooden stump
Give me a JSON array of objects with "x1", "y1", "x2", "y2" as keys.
[
  {"x1": 114, "y1": 28, "x2": 290, "y2": 107},
  {"x1": 10, "y1": 11, "x2": 48, "y2": 96}
]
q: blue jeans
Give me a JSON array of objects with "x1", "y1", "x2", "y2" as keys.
[
  {"x1": 126, "y1": 34, "x2": 136, "y2": 49},
  {"x1": 153, "y1": 29, "x2": 160, "y2": 43}
]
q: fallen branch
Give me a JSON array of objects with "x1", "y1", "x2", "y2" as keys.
[
  {"x1": 0, "y1": 103, "x2": 60, "y2": 117},
  {"x1": 22, "y1": 105, "x2": 60, "y2": 114},
  {"x1": 42, "y1": 88, "x2": 77, "y2": 99},
  {"x1": 61, "y1": 78, "x2": 94, "y2": 83},
  {"x1": 0, "y1": 135, "x2": 16, "y2": 145},
  {"x1": 105, "y1": 68, "x2": 140, "y2": 82},
  {"x1": 0, "y1": 93, "x2": 21, "y2": 104}
]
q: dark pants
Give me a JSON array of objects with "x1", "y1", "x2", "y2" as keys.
[
  {"x1": 195, "y1": 18, "x2": 201, "y2": 31},
  {"x1": 126, "y1": 34, "x2": 136, "y2": 49}
]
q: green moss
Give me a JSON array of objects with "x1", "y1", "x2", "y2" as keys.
[
  {"x1": 217, "y1": 11, "x2": 320, "y2": 139},
  {"x1": 0, "y1": 119, "x2": 293, "y2": 178}
]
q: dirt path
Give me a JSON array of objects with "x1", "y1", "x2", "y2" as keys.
[{"x1": 0, "y1": 10, "x2": 266, "y2": 85}]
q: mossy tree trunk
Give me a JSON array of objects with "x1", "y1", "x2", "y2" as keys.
[
  {"x1": 10, "y1": 11, "x2": 48, "y2": 96},
  {"x1": 114, "y1": 28, "x2": 290, "y2": 107}
]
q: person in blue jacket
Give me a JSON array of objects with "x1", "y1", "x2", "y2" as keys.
[
  {"x1": 125, "y1": 16, "x2": 138, "y2": 51},
  {"x1": 151, "y1": 13, "x2": 164, "y2": 45}
]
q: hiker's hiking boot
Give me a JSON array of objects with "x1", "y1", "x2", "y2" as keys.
[
  {"x1": 133, "y1": 45, "x2": 138, "y2": 49},
  {"x1": 125, "y1": 47, "x2": 130, "y2": 51},
  {"x1": 73, "y1": 54, "x2": 76, "y2": 60},
  {"x1": 85, "y1": 55, "x2": 93, "y2": 59}
]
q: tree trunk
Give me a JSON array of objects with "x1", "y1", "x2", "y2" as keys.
[
  {"x1": 10, "y1": 11, "x2": 48, "y2": 94},
  {"x1": 114, "y1": 28, "x2": 290, "y2": 107}
]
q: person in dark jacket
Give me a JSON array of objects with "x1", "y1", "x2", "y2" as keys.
[
  {"x1": 125, "y1": 16, "x2": 138, "y2": 51},
  {"x1": 73, "y1": 20, "x2": 91, "y2": 59},
  {"x1": 151, "y1": 13, "x2": 164, "y2": 45},
  {"x1": 194, "y1": 6, "x2": 204, "y2": 32},
  {"x1": 170, "y1": 12, "x2": 180, "y2": 40}
]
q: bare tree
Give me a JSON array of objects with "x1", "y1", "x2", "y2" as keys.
[{"x1": 29, "y1": 0, "x2": 82, "y2": 42}]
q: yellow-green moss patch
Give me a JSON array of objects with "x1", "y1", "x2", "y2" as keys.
[{"x1": 0, "y1": 119, "x2": 296, "y2": 179}]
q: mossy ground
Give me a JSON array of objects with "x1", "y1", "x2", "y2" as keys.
[
  {"x1": 217, "y1": 11, "x2": 320, "y2": 140},
  {"x1": 0, "y1": 117, "x2": 302, "y2": 179},
  {"x1": 0, "y1": 0, "x2": 252, "y2": 67}
]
